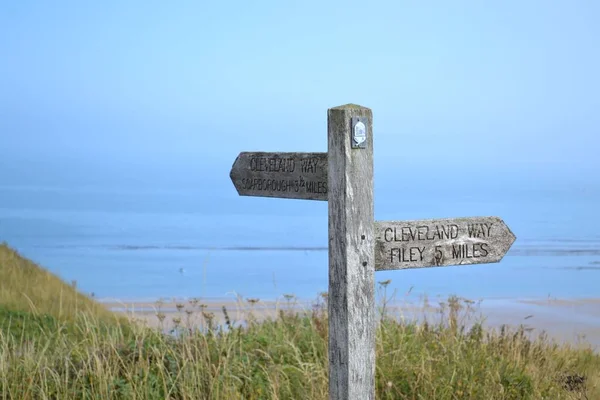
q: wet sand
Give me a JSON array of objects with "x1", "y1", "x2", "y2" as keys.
[{"x1": 101, "y1": 296, "x2": 600, "y2": 351}]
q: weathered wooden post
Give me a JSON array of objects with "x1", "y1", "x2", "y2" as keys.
[{"x1": 327, "y1": 104, "x2": 375, "y2": 400}]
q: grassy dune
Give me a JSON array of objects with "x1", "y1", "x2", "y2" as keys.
[
  {"x1": 0, "y1": 243, "x2": 118, "y2": 319},
  {"x1": 0, "y1": 243, "x2": 599, "y2": 399},
  {"x1": 0, "y1": 243, "x2": 128, "y2": 335}
]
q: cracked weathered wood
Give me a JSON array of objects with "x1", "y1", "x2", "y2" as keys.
[
  {"x1": 328, "y1": 104, "x2": 375, "y2": 400},
  {"x1": 230, "y1": 152, "x2": 328, "y2": 200},
  {"x1": 375, "y1": 216, "x2": 516, "y2": 270}
]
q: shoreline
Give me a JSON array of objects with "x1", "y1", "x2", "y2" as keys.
[
  {"x1": 97, "y1": 295, "x2": 600, "y2": 308},
  {"x1": 102, "y1": 295, "x2": 600, "y2": 351}
]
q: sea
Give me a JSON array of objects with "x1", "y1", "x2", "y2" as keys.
[{"x1": 0, "y1": 180, "x2": 599, "y2": 305}]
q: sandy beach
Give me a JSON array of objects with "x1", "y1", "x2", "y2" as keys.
[{"x1": 102, "y1": 296, "x2": 600, "y2": 351}]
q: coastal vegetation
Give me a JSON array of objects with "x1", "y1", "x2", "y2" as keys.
[{"x1": 0, "y1": 243, "x2": 598, "y2": 399}]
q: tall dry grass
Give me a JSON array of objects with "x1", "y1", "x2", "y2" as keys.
[{"x1": 0, "y1": 243, "x2": 599, "y2": 399}]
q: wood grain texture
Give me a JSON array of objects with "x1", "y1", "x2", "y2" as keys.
[
  {"x1": 230, "y1": 152, "x2": 327, "y2": 200},
  {"x1": 375, "y1": 216, "x2": 516, "y2": 270},
  {"x1": 327, "y1": 104, "x2": 375, "y2": 400}
]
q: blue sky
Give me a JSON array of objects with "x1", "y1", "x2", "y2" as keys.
[{"x1": 1, "y1": 0, "x2": 598, "y2": 193}]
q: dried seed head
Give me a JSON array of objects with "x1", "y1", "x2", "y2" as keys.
[{"x1": 378, "y1": 279, "x2": 392, "y2": 287}]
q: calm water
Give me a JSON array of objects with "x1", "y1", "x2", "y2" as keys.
[{"x1": 0, "y1": 183, "x2": 598, "y2": 303}]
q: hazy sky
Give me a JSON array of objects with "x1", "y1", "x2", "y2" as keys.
[{"x1": 1, "y1": 1, "x2": 598, "y2": 191}]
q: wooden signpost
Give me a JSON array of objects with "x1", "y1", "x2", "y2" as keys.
[{"x1": 229, "y1": 104, "x2": 516, "y2": 400}]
